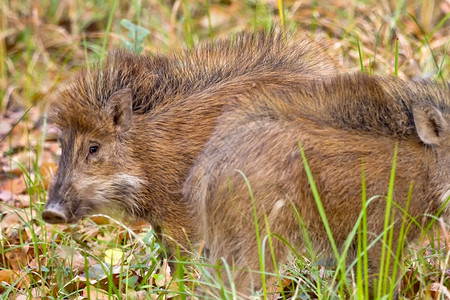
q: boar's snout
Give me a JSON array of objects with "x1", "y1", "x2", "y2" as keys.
[{"x1": 42, "y1": 204, "x2": 68, "y2": 224}]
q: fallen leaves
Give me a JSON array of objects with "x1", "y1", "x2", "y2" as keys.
[
  {"x1": 0, "y1": 269, "x2": 15, "y2": 285},
  {"x1": 104, "y1": 248, "x2": 124, "y2": 265},
  {"x1": 0, "y1": 106, "x2": 58, "y2": 217},
  {"x1": 154, "y1": 259, "x2": 172, "y2": 289},
  {"x1": 0, "y1": 207, "x2": 167, "y2": 299}
]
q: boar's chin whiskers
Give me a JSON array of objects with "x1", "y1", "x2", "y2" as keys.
[
  {"x1": 112, "y1": 174, "x2": 145, "y2": 212},
  {"x1": 69, "y1": 173, "x2": 145, "y2": 221},
  {"x1": 101, "y1": 173, "x2": 146, "y2": 218}
]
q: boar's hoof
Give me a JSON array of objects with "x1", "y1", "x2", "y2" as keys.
[{"x1": 42, "y1": 209, "x2": 68, "y2": 224}]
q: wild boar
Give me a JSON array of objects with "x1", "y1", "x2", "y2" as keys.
[
  {"x1": 184, "y1": 73, "x2": 450, "y2": 297},
  {"x1": 42, "y1": 30, "x2": 341, "y2": 257}
]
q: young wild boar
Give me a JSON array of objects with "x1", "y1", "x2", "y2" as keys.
[
  {"x1": 42, "y1": 30, "x2": 341, "y2": 256},
  {"x1": 184, "y1": 73, "x2": 450, "y2": 297}
]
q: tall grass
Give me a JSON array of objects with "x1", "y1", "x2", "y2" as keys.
[{"x1": 192, "y1": 142, "x2": 450, "y2": 299}]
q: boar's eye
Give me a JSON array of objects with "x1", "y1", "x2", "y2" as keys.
[
  {"x1": 86, "y1": 144, "x2": 100, "y2": 162},
  {"x1": 89, "y1": 145, "x2": 99, "y2": 155}
]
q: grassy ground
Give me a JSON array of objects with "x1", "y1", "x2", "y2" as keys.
[{"x1": 0, "y1": 0, "x2": 449, "y2": 299}]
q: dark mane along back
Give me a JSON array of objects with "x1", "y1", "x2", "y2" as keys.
[
  {"x1": 232, "y1": 73, "x2": 449, "y2": 140},
  {"x1": 51, "y1": 29, "x2": 340, "y2": 130},
  {"x1": 309, "y1": 74, "x2": 450, "y2": 139}
]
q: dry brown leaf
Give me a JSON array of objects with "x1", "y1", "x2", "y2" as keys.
[
  {"x1": 4, "y1": 248, "x2": 29, "y2": 271},
  {"x1": 154, "y1": 258, "x2": 172, "y2": 288},
  {"x1": 130, "y1": 219, "x2": 150, "y2": 230},
  {"x1": 440, "y1": 0, "x2": 450, "y2": 14},
  {"x1": 5, "y1": 227, "x2": 29, "y2": 248},
  {"x1": 0, "y1": 190, "x2": 14, "y2": 202},
  {"x1": 14, "y1": 194, "x2": 31, "y2": 208},
  {"x1": 53, "y1": 246, "x2": 89, "y2": 273},
  {"x1": 80, "y1": 225, "x2": 101, "y2": 241},
  {"x1": 1, "y1": 121, "x2": 28, "y2": 150},
  {"x1": 428, "y1": 282, "x2": 450, "y2": 299},
  {"x1": 94, "y1": 230, "x2": 117, "y2": 244},
  {"x1": 116, "y1": 229, "x2": 132, "y2": 245},
  {"x1": 97, "y1": 268, "x2": 123, "y2": 290},
  {"x1": 125, "y1": 290, "x2": 147, "y2": 300},
  {"x1": 39, "y1": 161, "x2": 57, "y2": 189},
  {"x1": 79, "y1": 264, "x2": 123, "y2": 287},
  {"x1": 89, "y1": 216, "x2": 111, "y2": 225},
  {"x1": 28, "y1": 287, "x2": 46, "y2": 299},
  {"x1": 0, "y1": 165, "x2": 23, "y2": 177},
  {"x1": 0, "y1": 121, "x2": 12, "y2": 138},
  {"x1": 0, "y1": 176, "x2": 27, "y2": 194},
  {"x1": 81, "y1": 287, "x2": 110, "y2": 300},
  {"x1": 28, "y1": 256, "x2": 47, "y2": 270},
  {"x1": 1, "y1": 212, "x2": 23, "y2": 229},
  {"x1": 10, "y1": 270, "x2": 32, "y2": 289},
  {"x1": 66, "y1": 250, "x2": 89, "y2": 273},
  {"x1": 2, "y1": 209, "x2": 36, "y2": 231},
  {"x1": 0, "y1": 269, "x2": 15, "y2": 284},
  {"x1": 37, "y1": 226, "x2": 62, "y2": 244},
  {"x1": 3, "y1": 150, "x2": 37, "y2": 177}
]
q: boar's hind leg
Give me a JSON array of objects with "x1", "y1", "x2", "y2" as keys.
[
  {"x1": 204, "y1": 223, "x2": 291, "y2": 297},
  {"x1": 193, "y1": 185, "x2": 296, "y2": 296}
]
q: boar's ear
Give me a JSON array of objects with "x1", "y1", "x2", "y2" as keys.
[
  {"x1": 107, "y1": 88, "x2": 133, "y2": 134},
  {"x1": 413, "y1": 104, "x2": 448, "y2": 146}
]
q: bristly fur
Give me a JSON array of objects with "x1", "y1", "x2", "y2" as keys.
[
  {"x1": 229, "y1": 74, "x2": 450, "y2": 139},
  {"x1": 312, "y1": 75, "x2": 449, "y2": 138},
  {"x1": 49, "y1": 29, "x2": 339, "y2": 132}
]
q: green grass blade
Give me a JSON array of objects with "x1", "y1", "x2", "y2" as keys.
[
  {"x1": 205, "y1": 0, "x2": 213, "y2": 41},
  {"x1": 277, "y1": 0, "x2": 286, "y2": 29},
  {"x1": 298, "y1": 141, "x2": 352, "y2": 297},
  {"x1": 236, "y1": 169, "x2": 267, "y2": 300},
  {"x1": 407, "y1": 13, "x2": 445, "y2": 83},
  {"x1": 376, "y1": 143, "x2": 398, "y2": 297},
  {"x1": 394, "y1": 37, "x2": 399, "y2": 77},
  {"x1": 356, "y1": 36, "x2": 365, "y2": 73},
  {"x1": 100, "y1": 0, "x2": 118, "y2": 65}
]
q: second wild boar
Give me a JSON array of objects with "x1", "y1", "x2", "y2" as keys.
[{"x1": 184, "y1": 73, "x2": 450, "y2": 297}]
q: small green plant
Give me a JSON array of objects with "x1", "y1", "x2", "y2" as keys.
[{"x1": 120, "y1": 20, "x2": 150, "y2": 54}]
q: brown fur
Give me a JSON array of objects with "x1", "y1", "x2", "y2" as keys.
[
  {"x1": 184, "y1": 73, "x2": 450, "y2": 297},
  {"x1": 43, "y1": 29, "x2": 340, "y2": 255}
]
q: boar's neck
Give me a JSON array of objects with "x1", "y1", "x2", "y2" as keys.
[
  {"x1": 397, "y1": 140, "x2": 445, "y2": 221},
  {"x1": 425, "y1": 147, "x2": 450, "y2": 219}
]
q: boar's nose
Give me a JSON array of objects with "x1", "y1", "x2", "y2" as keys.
[{"x1": 42, "y1": 208, "x2": 68, "y2": 224}]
